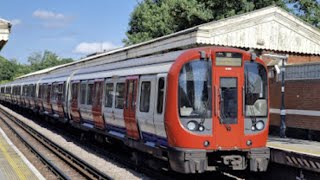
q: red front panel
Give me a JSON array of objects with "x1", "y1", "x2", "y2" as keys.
[
  {"x1": 165, "y1": 47, "x2": 269, "y2": 150},
  {"x1": 213, "y1": 64, "x2": 244, "y2": 149},
  {"x1": 92, "y1": 81, "x2": 105, "y2": 129},
  {"x1": 124, "y1": 77, "x2": 140, "y2": 140}
]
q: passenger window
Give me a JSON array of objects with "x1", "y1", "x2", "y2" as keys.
[
  {"x1": 115, "y1": 83, "x2": 125, "y2": 109},
  {"x1": 105, "y1": 83, "x2": 114, "y2": 107},
  {"x1": 80, "y1": 82, "x2": 87, "y2": 104},
  {"x1": 131, "y1": 81, "x2": 136, "y2": 109},
  {"x1": 157, "y1": 78, "x2": 165, "y2": 114},
  {"x1": 71, "y1": 83, "x2": 78, "y2": 99},
  {"x1": 140, "y1": 82, "x2": 151, "y2": 112},
  {"x1": 87, "y1": 83, "x2": 94, "y2": 105},
  {"x1": 125, "y1": 82, "x2": 131, "y2": 109}
]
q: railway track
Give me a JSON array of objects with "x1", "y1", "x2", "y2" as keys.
[
  {"x1": 0, "y1": 105, "x2": 241, "y2": 179},
  {"x1": 0, "y1": 108, "x2": 112, "y2": 180}
]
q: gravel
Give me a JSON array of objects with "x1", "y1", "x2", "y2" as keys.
[{"x1": 0, "y1": 105, "x2": 144, "y2": 180}]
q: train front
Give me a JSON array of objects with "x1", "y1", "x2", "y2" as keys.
[{"x1": 165, "y1": 47, "x2": 269, "y2": 173}]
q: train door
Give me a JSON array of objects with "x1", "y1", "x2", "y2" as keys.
[
  {"x1": 124, "y1": 76, "x2": 140, "y2": 140},
  {"x1": 70, "y1": 81, "x2": 81, "y2": 123},
  {"x1": 153, "y1": 74, "x2": 167, "y2": 146},
  {"x1": 213, "y1": 52, "x2": 244, "y2": 149},
  {"x1": 136, "y1": 75, "x2": 156, "y2": 142},
  {"x1": 92, "y1": 79, "x2": 105, "y2": 129},
  {"x1": 57, "y1": 82, "x2": 65, "y2": 118}
]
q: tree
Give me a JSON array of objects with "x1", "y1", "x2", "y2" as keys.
[
  {"x1": 0, "y1": 51, "x2": 74, "y2": 83},
  {"x1": 286, "y1": 0, "x2": 320, "y2": 28},
  {"x1": 124, "y1": 0, "x2": 286, "y2": 45},
  {"x1": 28, "y1": 50, "x2": 73, "y2": 72},
  {"x1": 0, "y1": 56, "x2": 17, "y2": 82}
]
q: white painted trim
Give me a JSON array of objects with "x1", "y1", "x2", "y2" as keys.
[
  {"x1": 0, "y1": 127, "x2": 45, "y2": 180},
  {"x1": 270, "y1": 108, "x2": 320, "y2": 117}
]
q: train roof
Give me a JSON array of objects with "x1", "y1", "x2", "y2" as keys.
[{"x1": 15, "y1": 5, "x2": 320, "y2": 81}]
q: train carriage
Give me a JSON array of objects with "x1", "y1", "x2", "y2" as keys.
[{"x1": 0, "y1": 46, "x2": 270, "y2": 174}]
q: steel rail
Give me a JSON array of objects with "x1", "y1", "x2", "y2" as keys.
[{"x1": 0, "y1": 108, "x2": 112, "y2": 180}]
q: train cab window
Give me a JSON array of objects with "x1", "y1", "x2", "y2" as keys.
[
  {"x1": 115, "y1": 83, "x2": 125, "y2": 109},
  {"x1": 140, "y1": 81, "x2": 151, "y2": 112},
  {"x1": 245, "y1": 62, "x2": 268, "y2": 117},
  {"x1": 157, "y1": 78, "x2": 165, "y2": 114},
  {"x1": 80, "y1": 82, "x2": 87, "y2": 104},
  {"x1": 105, "y1": 83, "x2": 114, "y2": 107},
  {"x1": 87, "y1": 83, "x2": 94, "y2": 105},
  {"x1": 220, "y1": 78, "x2": 238, "y2": 124},
  {"x1": 179, "y1": 60, "x2": 212, "y2": 118}
]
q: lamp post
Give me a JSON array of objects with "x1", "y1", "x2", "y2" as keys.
[{"x1": 262, "y1": 54, "x2": 288, "y2": 138}]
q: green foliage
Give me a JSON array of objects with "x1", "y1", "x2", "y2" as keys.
[
  {"x1": 28, "y1": 50, "x2": 73, "y2": 72},
  {"x1": 0, "y1": 51, "x2": 74, "y2": 84},
  {"x1": 286, "y1": 0, "x2": 320, "y2": 28},
  {"x1": 124, "y1": 0, "x2": 286, "y2": 45}
]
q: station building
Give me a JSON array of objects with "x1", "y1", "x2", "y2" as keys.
[
  {"x1": 15, "y1": 6, "x2": 320, "y2": 139},
  {"x1": 0, "y1": 18, "x2": 10, "y2": 51}
]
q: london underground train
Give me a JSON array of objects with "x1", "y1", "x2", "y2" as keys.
[{"x1": 0, "y1": 46, "x2": 269, "y2": 173}]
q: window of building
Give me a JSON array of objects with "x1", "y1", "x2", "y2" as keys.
[
  {"x1": 140, "y1": 82, "x2": 151, "y2": 112},
  {"x1": 105, "y1": 83, "x2": 114, "y2": 107},
  {"x1": 115, "y1": 83, "x2": 125, "y2": 109}
]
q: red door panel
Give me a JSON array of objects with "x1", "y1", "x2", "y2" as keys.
[
  {"x1": 92, "y1": 81, "x2": 105, "y2": 129},
  {"x1": 213, "y1": 65, "x2": 244, "y2": 149},
  {"x1": 124, "y1": 77, "x2": 140, "y2": 140}
]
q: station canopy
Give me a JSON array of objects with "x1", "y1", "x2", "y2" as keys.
[
  {"x1": 18, "y1": 6, "x2": 320, "y2": 79},
  {"x1": 0, "y1": 18, "x2": 10, "y2": 51}
]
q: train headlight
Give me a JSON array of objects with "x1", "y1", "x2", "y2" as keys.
[
  {"x1": 187, "y1": 121, "x2": 198, "y2": 131},
  {"x1": 255, "y1": 120, "x2": 265, "y2": 131}
]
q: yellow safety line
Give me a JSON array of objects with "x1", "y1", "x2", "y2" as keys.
[
  {"x1": 267, "y1": 142, "x2": 320, "y2": 157},
  {"x1": 0, "y1": 137, "x2": 27, "y2": 180}
]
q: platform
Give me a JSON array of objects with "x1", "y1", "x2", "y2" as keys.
[
  {"x1": 0, "y1": 127, "x2": 44, "y2": 180},
  {"x1": 267, "y1": 136, "x2": 320, "y2": 173}
]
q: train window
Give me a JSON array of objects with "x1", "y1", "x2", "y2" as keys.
[
  {"x1": 31, "y1": 85, "x2": 35, "y2": 98},
  {"x1": 220, "y1": 77, "x2": 238, "y2": 124},
  {"x1": 115, "y1": 83, "x2": 125, "y2": 109},
  {"x1": 80, "y1": 82, "x2": 87, "y2": 104},
  {"x1": 179, "y1": 60, "x2": 212, "y2": 118},
  {"x1": 245, "y1": 62, "x2": 268, "y2": 117},
  {"x1": 125, "y1": 82, "x2": 131, "y2": 109},
  {"x1": 140, "y1": 81, "x2": 151, "y2": 112},
  {"x1": 131, "y1": 81, "x2": 136, "y2": 109},
  {"x1": 87, "y1": 83, "x2": 94, "y2": 105},
  {"x1": 61, "y1": 83, "x2": 66, "y2": 101},
  {"x1": 105, "y1": 83, "x2": 114, "y2": 107},
  {"x1": 43, "y1": 84, "x2": 48, "y2": 99},
  {"x1": 157, "y1": 78, "x2": 165, "y2": 114},
  {"x1": 71, "y1": 83, "x2": 79, "y2": 99}
]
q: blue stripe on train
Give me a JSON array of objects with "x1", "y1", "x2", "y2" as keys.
[{"x1": 106, "y1": 124, "x2": 168, "y2": 147}]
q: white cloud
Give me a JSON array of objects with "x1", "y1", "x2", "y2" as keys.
[
  {"x1": 74, "y1": 42, "x2": 120, "y2": 54},
  {"x1": 33, "y1": 10, "x2": 66, "y2": 20},
  {"x1": 10, "y1": 19, "x2": 21, "y2": 26}
]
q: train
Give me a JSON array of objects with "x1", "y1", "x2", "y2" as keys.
[{"x1": 0, "y1": 46, "x2": 270, "y2": 173}]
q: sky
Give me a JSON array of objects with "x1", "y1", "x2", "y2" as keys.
[{"x1": 0, "y1": 1, "x2": 138, "y2": 63}]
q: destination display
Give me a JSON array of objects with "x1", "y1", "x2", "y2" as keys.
[{"x1": 216, "y1": 52, "x2": 242, "y2": 66}]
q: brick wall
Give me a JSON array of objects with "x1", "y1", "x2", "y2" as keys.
[{"x1": 269, "y1": 79, "x2": 320, "y2": 130}]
